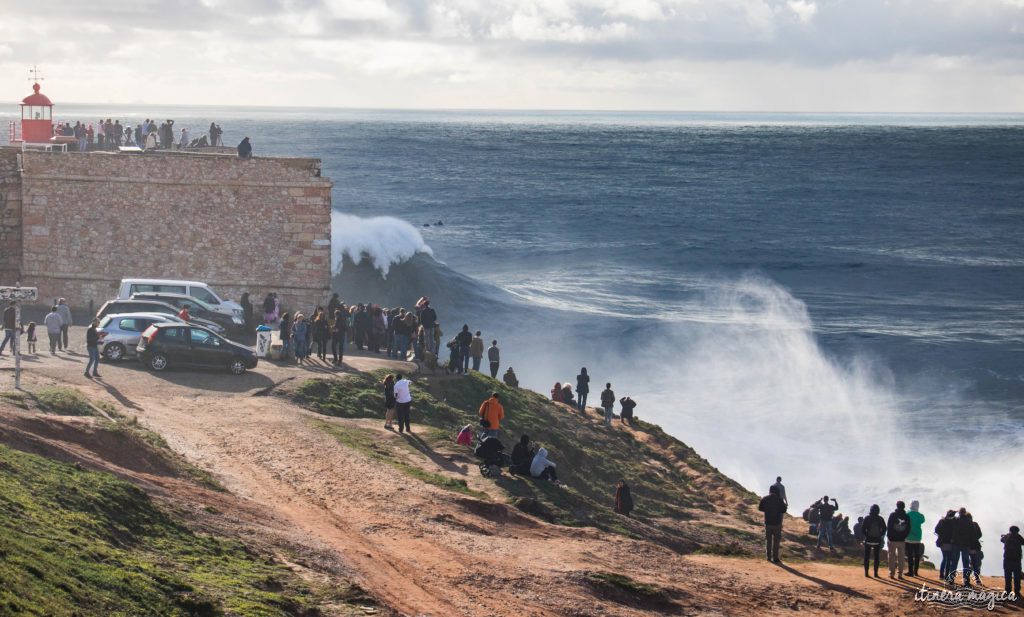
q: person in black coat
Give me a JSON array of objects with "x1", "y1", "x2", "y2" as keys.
[
  {"x1": 615, "y1": 479, "x2": 634, "y2": 518},
  {"x1": 510, "y1": 434, "x2": 534, "y2": 475},
  {"x1": 758, "y1": 484, "x2": 787, "y2": 563},
  {"x1": 950, "y1": 508, "x2": 979, "y2": 586},
  {"x1": 1002, "y1": 525, "x2": 1024, "y2": 596},
  {"x1": 862, "y1": 504, "x2": 887, "y2": 577},
  {"x1": 886, "y1": 501, "x2": 911, "y2": 579},
  {"x1": 237, "y1": 136, "x2": 252, "y2": 159},
  {"x1": 935, "y1": 510, "x2": 957, "y2": 581}
]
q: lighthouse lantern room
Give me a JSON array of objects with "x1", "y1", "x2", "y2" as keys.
[{"x1": 18, "y1": 82, "x2": 54, "y2": 143}]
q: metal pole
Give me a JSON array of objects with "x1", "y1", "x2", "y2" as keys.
[{"x1": 14, "y1": 305, "x2": 21, "y2": 389}]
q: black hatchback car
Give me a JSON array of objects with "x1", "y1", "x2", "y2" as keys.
[{"x1": 136, "y1": 323, "x2": 258, "y2": 375}]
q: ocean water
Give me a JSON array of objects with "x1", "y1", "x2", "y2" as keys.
[{"x1": 5, "y1": 107, "x2": 1024, "y2": 571}]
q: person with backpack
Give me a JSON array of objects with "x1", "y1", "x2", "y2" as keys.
[
  {"x1": 600, "y1": 382, "x2": 615, "y2": 425},
  {"x1": 1001, "y1": 525, "x2": 1023, "y2": 596},
  {"x1": 758, "y1": 484, "x2": 787, "y2": 563},
  {"x1": 862, "y1": 504, "x2": 887, "y2": 577},
  {"x1": 935, "y1": 510, "x2": 957, "y2": 581},
  {"x1": 478, "y1": 392, "x2": 504, "y2": 442},
  {"x1": 906, "y1": 500, "x2": 926, "y2": 577},
  {"x1": 815, "y1": 496, "x2": 839, "y2": 550},
  {"x1": 886, "y1": 501, "x2": 911, "y2": 579}
]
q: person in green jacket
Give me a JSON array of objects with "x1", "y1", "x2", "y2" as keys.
[{"x1": 906, "y1": 500, "x2": 926, "y2": 576}]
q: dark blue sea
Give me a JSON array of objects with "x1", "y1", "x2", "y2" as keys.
[{"x1": 6, "y1": 107, "x2": 1024, "y2": 570}]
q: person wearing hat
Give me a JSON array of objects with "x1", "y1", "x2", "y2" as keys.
[
  {"x1": 1002, "y1": 525, "x2": 1024, "y2": 596},
  {"x1": 906, "y1": 500, "x2": 926, "y2": 576}
]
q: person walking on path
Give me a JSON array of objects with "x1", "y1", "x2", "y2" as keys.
[
  {"x1": 815, "y1": 496, "x2": 838, "y2": 550},
  {"x1": 382, "y1": 374, "x2": 396, "y2": 430},
  {"x1": 772, "y1": 476, "x2": 788, "y2": 507},
  {"x1": 1001, "y1": 525, "x2": 1023, "y2": 596},
  {"x1": 44, "y1": 306, "x2": 62, "y2": 354},
  {"x1": 470, "y1": 331, "x2": 484, "y2": 372},
  {"x1": 600, "y1": 383, "x2": 615, "y2": 425},
  {"x1": 886, "y1": 501, "x2": 911, "y2": 579},
  {"x1": 456, "y1": 325, "x2": 473, "y2": 374},
  {"x1": 84, "y1": 318, "x2": 101, "y2": 378},
  {"x1": 906, "y1": 500, "x2": 926, "y2": 576},
  {"x1": 0, "y1": 300, "x2": 17, "y2": 355},
  {"x1": 394, "y1": 374, "x2": 412, "y2": 433},
  {"x1": 57, "y1": 298, "x2": 72, "y2": 351},
  {"x1": 478, "y1": 392, "x2": 504, "y2": 442},
  {"x1": 862, "y1": 504, "x2": 887, "y2": 577},
  {"x1": 615, "y1": 479, "x2": 634, "y2": 517},
  {"x1": 758, "y1": 484, "x2": 787, "y2": 563},
  {"x1": 487, "y1": 340, "x2": 500, "y2": 378},
  {"x1": 935, "y1": 510, "x2": 957, "y2": 581},
  {"x1": 576, "y1": 368, "x2": 590, "y2": 411}
]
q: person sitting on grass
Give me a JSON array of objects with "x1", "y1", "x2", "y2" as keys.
[
  {"x1": 530, "y1": 447, "x2": 563, "y2": 486},
  {"x1": 510, "y1": 434, "x2": 534, "y2": 475}
]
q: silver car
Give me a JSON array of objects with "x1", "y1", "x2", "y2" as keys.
[{"x1": 97, "y1": 312, "x2": 184, "y2": 361}]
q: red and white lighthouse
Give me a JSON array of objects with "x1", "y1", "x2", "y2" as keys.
[{"x1": 17, "y1": 82, "x2": 54, "y2": 143}]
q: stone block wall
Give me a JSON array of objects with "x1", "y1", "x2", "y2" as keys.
[
  {"x1": 14, "y1": 149, "x2": 332, "y2": 313},
  {"x1": 0, "y1": 149, "x2": 22, "y2": 286}
]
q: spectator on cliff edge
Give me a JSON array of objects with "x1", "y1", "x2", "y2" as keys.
[
  {"x1": 57, "y1": 298, "x2": 72, "y2": 351},
  {"x1": 487, "y1": 340, "x2": 500, "y2": 378},
  {"x1": 237, "y1": 137, "x2": 253, "y2": 159},
  {"x1": 470, "y1": 330, "x2": 484, "y2": 372}
]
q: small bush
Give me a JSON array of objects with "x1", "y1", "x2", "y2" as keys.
[{"x1": 32, "y1": 386, "x2": 94, "y2": 416}]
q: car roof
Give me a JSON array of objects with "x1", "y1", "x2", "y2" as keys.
[
  {"x1": 104, "y1": 312, "x2": 184, "y2": 322},
  {"x1": 121, "y1": 278, "x2": 208, "y2": 286},
  {"x1": 131, "y1": 292, "x2": 214, "y2": 307},
  {"x1": 108, "y1": 299, "x2": 177, "y2": 309}
]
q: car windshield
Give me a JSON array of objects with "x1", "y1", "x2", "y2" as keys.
[
  {"x1": 98, "y1": 316, "x2": 112, "y2": 328},
  {"x1": 141, "y1": 294, "x2": 214, "y2": 312},
  {"x1": 190, "y1": 287, "x2": 220, "y2": 305}
]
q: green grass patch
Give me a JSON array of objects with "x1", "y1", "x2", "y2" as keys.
[
  {"x1": 30, "y1": 386, "x2": 94, "y2": 416},
  {"x1": 312, "y1": 420, "x2": 489, "y2": 500},
  {"x1": 0, "y1": 443, "x2": 373, "y2": 616},
  {"x1": 0, "y1": 391, "x2": 29, "y2": 409},
  {"x1": 291, "y1": 371, "x2": 760, "y2": 553}
]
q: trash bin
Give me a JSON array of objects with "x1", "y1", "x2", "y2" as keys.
[{"x1": 256, "y1": 325, "x2": 273, "y2": 358}]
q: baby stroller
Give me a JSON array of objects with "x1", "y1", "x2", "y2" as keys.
[{"x1": 475, "y1": 436, "x2": 510, "y2": 478}]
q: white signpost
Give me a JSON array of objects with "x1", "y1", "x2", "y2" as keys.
[{"x1": 2, "y1": 286, "x2": 39, "y2": 389}]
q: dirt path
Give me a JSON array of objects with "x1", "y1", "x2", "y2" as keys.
[{"x1": 2, "y1": 335, "x2": 1015, "y2": 616}]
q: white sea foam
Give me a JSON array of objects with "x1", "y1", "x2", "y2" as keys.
[{"x1": 331, "y1": 212, "x2": 433, "y2": 277}]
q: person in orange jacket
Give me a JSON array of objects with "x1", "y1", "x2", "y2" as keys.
[{"x1": 478, "y1": 392, "x2": 504, "y2": 441}]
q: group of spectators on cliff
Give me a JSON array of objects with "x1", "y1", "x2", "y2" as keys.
[
  {"x1": 56, "y1": 119, "x2": 224, "y2": 151},
  {"x1": 759, "y1": 479, "x2": 1023, "y2": 596},
  {"x1": 550, "y1": 368, "x2": 637, "y2": 427}
]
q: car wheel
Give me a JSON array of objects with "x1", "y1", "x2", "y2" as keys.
[
  {"x1": 228, "y1": 357, "x2": 247, "y2": 375},
  {"x1": 149, "y1": 353, "x2": 168, "y2": 372},
  {"x1": 103, "y1": 343, "x2": 126, "y2": 362}
]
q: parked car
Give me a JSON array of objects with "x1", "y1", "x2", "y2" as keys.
[
  {"x1": 137, "y1": 323, "x2": 258, "y2": 375},
  {"x1": 117, "y1": 278, "x2": 244, "y2": 319},
  {"x1": 97, "y1": 312, "x2": 185, "y2": 361},
  {"x1": 95, "y1": 299, "x2": 225, "y2": 335},
  {"x1": 129, "y1": 292, "x2": 244, "y2": 332}
]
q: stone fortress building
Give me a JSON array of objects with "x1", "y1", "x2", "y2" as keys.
[{"x1": 2, "y1": 82, "x2": 332, "y2": 311}]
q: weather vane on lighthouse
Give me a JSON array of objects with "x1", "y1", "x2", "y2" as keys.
[{"x1": 28, "y1": 65, "x2": 45, "y2": 84}]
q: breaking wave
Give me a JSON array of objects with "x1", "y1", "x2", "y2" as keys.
[{"x1": 331, "y1": 212, "x2": 433, "y2": 277}]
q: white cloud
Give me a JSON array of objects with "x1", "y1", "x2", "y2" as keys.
[{"x1": 787, "y1": 0, "x2": 817, "y2": 23}]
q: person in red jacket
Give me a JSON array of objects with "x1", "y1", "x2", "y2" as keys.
[{"x1": 478, "y1": 392, "x2": 504, "y2": 441}]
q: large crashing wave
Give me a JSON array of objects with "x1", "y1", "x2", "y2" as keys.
[{"x1": 331, "y1": 212, "x2": 433, "y2": 277}]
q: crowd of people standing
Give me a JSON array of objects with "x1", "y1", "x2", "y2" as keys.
[{"x1": 53, "y1": 119, "x2": 224, "y2": 151}]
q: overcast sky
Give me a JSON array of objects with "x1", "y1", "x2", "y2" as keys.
[{"x1": 1, "y1": 0, "x2": 1022, "y2": 112}]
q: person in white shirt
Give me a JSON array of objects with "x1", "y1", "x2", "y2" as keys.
[{"x1": 394, "y1": 373, "x2": 412, "y2": 433}]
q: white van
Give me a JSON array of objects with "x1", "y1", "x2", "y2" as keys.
[{"x1": 117, "y1": 279, "x2": 244, "y2": 318}]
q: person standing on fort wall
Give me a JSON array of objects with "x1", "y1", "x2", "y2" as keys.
[
  {"x1": 57, "y1": 299, "x2": 72, "y2": 352},
  {"x1": 237, "y1": 137, "x2": 253, "y2": 159}
]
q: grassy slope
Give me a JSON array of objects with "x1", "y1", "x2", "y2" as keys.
[
  {"x1": 293, "y1": 370, "x2": 773, "y2": 554},
  {"x1": 0, "y1": 387, "x2": 375, "y2": 617}
]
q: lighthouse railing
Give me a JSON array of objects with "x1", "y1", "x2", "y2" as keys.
[{"x1": 8, "y1": 121, "x2": 20, "y2": 143}]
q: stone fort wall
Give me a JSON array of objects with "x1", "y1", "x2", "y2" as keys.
[{"x1": 0, "y1": 147, "x2": 332, "y2": 314}]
